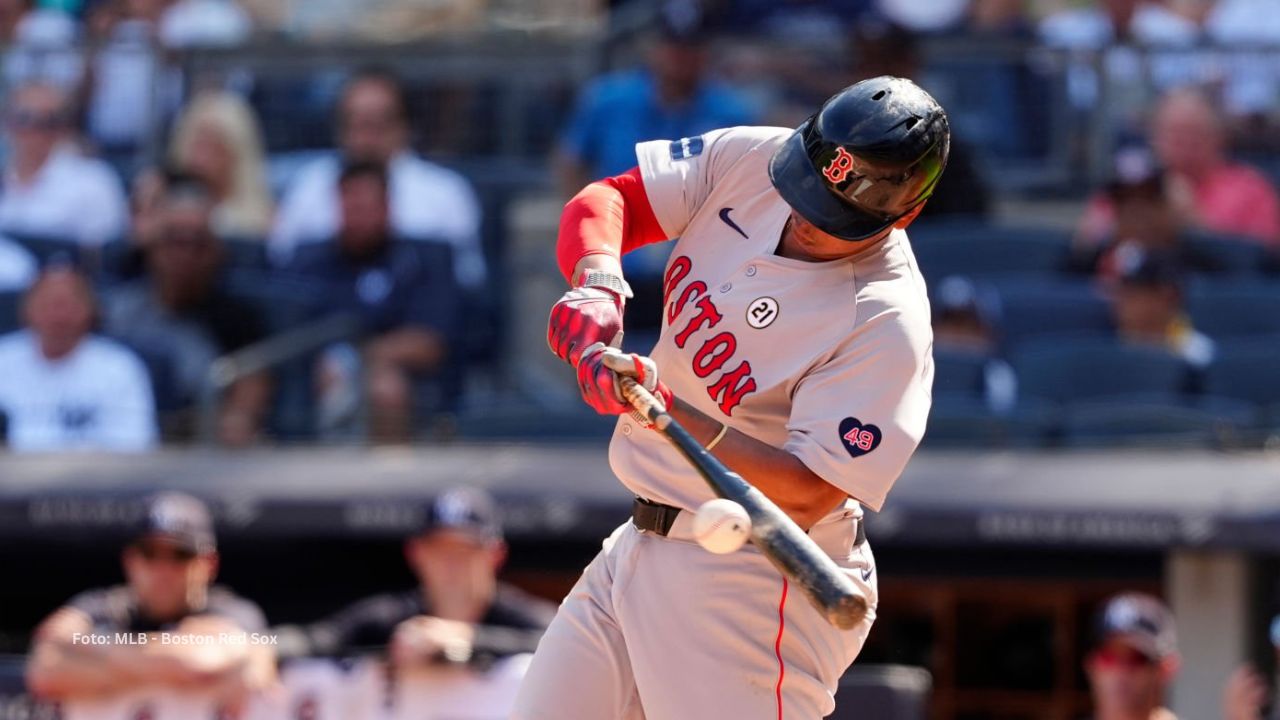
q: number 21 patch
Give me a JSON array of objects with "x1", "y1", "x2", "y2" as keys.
[{"x1": 839, "y1": 417, "x2": 882, "y2": 457}]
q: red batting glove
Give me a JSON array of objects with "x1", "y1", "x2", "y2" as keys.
[
  {"x1": 576, "y1": 344, "x2": 673, "y2": 423},
  {"x1": 547, "y1": 286, "x2": 624, "y2": 366}
]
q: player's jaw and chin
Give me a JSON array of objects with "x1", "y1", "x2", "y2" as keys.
[{"x1": 780, "y1": 212, "x2": 892, "y2": 262}]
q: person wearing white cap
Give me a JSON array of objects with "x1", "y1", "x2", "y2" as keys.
[{"x1": 1085, "y1": 592, "x2": 1180, "y2": 720}]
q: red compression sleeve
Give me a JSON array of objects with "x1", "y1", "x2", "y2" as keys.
[{"x1": 556, "y1": 167, "x2": 668, "y2": 284}]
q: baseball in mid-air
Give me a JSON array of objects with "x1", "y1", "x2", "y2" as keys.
[{"x1": 692, "y1": 499, "x2": 752, "y2": 554}]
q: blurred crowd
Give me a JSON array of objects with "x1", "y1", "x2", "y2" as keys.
[{"x1": 0, "y1": 0, "x2": 1278, "y2": 451}]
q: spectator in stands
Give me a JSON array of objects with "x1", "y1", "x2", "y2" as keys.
[
  {"x1": 1078, "y1": 90, "x2": 1280, "y2": 249},
  {"x1": 932, "y1": 275, "x2": 1016, "y2": 414},
  {"x1": 103, "y1": 173, "x2": 271, "y2": 446},
  {"x1": 102, "y1": 166, "x2": 170, "y2": 283},
  {"x1": 288, "y1": 161, "x2": 458, "y2": 443},
  {"x1": 556, "y1": 2, "x2": 755, "y2": 193},
  {"x1": 271, "y1": 67, "x2": 486, "y2": 290},
  {"x1": 0, "y1": 83, "x2": 128, "y2": 247},
  {"x1": 169, "y1": 91, "x2": 274, "y2": 239},
  {"x1": 85, "y1": 0, "x2": 166, "y2": 164},
  {"x1": 1152, "y1": 89, "x2": 1280, "y2": 246},
  {"x1": 1109, "y1": 249, "x2": 1215, "y2": 372},
  {"x1": 1073, "y1": 146, "x2": 1218, "y2": 278},
  {"x1": 275, "y1": 487, "x2": 555, "y2": 667},
  {"x1": 1225, "y1": 612, "x2": 1280, "y2": 720},
  {"x1": 0, "y1": 267, "x2": 156, "y2": 452},
  {"x1": 1084, "y1": 593, "x2": 1181, "y2": 720},
  {"x1": 26, "y1": 492, "x2": 277, "y2": 715}
]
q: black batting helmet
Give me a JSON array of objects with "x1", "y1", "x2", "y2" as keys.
[{"x1": 769, "y1": 76, "x2": 950, "y2": 241}]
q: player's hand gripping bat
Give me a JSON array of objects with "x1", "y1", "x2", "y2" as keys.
[{"x1": 618, "y1": 376, "x2": 869, "y2": 631}]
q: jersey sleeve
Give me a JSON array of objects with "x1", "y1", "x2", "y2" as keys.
[
  {"x1": 783, "y1": 320, "x2": 933, "y2": 512},
  {"x1": 634, "y1": 126, "x2": 782, "y2": 239}
]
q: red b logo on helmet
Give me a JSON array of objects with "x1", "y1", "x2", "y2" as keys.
[{"x1": 822, "y1": 147, "x2": 857, "y2": 184}]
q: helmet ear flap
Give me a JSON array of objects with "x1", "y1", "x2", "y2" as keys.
[{"x1": 892, "y1": 202, "x2": 927, "y2": 230}]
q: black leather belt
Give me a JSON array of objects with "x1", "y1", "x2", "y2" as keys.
[{"x1": 631, "y1": 497, "x2": 866, "y2": 546}]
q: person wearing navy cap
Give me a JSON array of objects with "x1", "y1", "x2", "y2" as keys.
[
  {"x1": 276, "y1": 486, "x2": 555, "y2": 668},
  {"x1": 25, "y1": 492, "x2": 276, "y2": 711}
]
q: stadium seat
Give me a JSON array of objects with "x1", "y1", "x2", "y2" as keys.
[
  {"x1": 911, "y1": 233, "x2": 1070, "y2": 280},
  {"x1": 932, "y1": 349, "x2": 990, "y2": 398},
  {"x1": 829, "y1": 665, "x2": 931, "y2": 720},
  {"x1": 1010, "y1": 338, "x2": 1187, "y2": 405},
  {"x1": 1204, "y1": 339, "x2": 1280, "y2": 420},
  {"x1": 993, "y1": 280, "x2": 1113, "y2": 349},
  {"x1": 8, "y1": 233, "x2": 83, "y2": 267},
  {"x1": 924, "y1": 396, "x2": 1055, "y2": 448},
  {"x1": 1187, "y1": 282, "x2": 1280, "y2": 338},
  {"x1": 221, "y1": 237, "x2": 270, "y2": 271},
  {"x1": 0, "y1": 290, "x2": 21, "y2": 334},
  {"x1": 1183, "y1": 232, "x2": 1273, "y2": 276},
  {"x1": 910, "y1": 219, "x2": 1071, "y2": 247},
  {"x1": 1059, "y1": 399, "x2": 1240, "y2": 448}
]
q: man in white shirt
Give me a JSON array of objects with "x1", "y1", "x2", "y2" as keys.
[
  {"x1": 0, "y1": 83, "x2": 129, "y2": 247},
  {"x1": 270, "y1": 68, "x2": 486, "y2": 288},
  {"x1": 0, "y1": 266, "x2": 156, "y2": 452}
]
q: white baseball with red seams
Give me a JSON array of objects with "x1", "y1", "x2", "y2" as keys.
[
  {"x1": 514, "y1": 126, "x2": 934, "y2": 720},
  {"x1": 692, "y1": 498, "x2": 752, "y2": 554}
]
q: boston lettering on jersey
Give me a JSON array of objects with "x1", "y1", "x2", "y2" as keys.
[{"x1": 662, "y1": 255, "x2": 757, "y2": 416}]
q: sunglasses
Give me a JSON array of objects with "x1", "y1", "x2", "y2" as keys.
[
  {"x1": 8, "y1": 110, "x2": 68, "y2": 132},
  {"x1": 133, "y1": 543, "x2": 198, "y2": 563},
  {"x1": 1092, "y1": 645, "x2": 1157, "y2": 670}
]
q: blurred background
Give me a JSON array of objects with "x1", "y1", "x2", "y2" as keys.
[{"x1": 0, "y1": 0, "x2": 1279, "y2": 718}]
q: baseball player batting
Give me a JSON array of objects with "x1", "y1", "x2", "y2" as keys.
[{"x1": 515, "y1": 76, "x2": 948, "y2": 719}]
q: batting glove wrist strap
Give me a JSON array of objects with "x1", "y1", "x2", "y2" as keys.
[{"x1": 576, "y1": 269, "x2": 633, "y2": 301}]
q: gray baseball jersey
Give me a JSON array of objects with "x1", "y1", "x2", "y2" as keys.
[
  {"x1": 610, "y1": 125, "x2": 934, "y2": 514},
  {"x1": 515, "y1": 126, "x2": 932, "y2": 720}
]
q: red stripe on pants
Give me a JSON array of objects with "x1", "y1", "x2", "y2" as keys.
[{"x1": 774, "y1": 577, "x2": 789, "y2": 720}]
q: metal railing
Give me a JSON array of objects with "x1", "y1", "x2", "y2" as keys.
[{"x1": 196, "y1": 312, "x2": 361, "y2": 445}]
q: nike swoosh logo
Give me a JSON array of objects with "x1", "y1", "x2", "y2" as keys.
[
  {"x1": 861, "y1": 566, "x2": 874, "y2": 582},
  {"x1": 718, "y1": 207, "x2": 749, "y2": 239}
]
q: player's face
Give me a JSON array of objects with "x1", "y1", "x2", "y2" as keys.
[
  {"x1": 123, "y1": 536, "x2": 218, "y2": 622},
  {"x1": 783, "y1": 212, "x2": 896, "y2": 262},
  {"x1": 1086, "y1": 641, "x2": 1169, "y2": 714}
]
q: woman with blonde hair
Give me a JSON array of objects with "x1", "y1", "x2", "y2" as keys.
[{"x1": 168, "y1": 90, "x2": 273, "y2": 238}]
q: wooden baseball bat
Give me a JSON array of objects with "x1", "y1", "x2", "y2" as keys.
[{"x1": 618, "y1": 377, "x2": 868, "y2": 631}]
